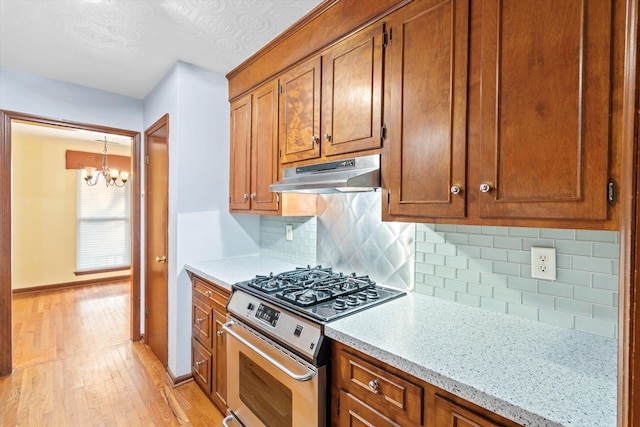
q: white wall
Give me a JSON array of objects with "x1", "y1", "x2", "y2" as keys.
[
  {"x1": 143, "y1": 61, "x2": 259, "y2": 377},
  {"x1": 0, "y1": 67, "x2": 142, "y2": 131}
]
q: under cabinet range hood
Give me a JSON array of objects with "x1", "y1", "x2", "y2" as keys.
[{"x1": 270, "y1": 154, "x2": 381, "y2": 194}]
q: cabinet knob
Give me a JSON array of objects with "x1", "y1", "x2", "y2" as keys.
[
  {"x1": 311, "y1": 135, "x2": 319, "y2": 144},
  {"x1": 195, "y1": 360, "x2": 204, "y2": 367},
  {"x1": 204, "y1": 290, "x2": 212, "y2": 297},
  {"x1": 155, "y1": 255, "x2": 167, "y2": 264},
  {"x1": 196, "y1": 317, "x2": 204, "y2": 324},
  {"x1": 450, "y1": 185, "x2": 461, "y2": 195},
  {"x1": 217, "y1": 331, "x2": 224, "y2": 336},
  {"x1": 250, "y1": 193, "x2": 256, "y2": 199},
  {"x1": 324, "y1": 133, "x2": 331, "y2": 142},
  {"x1": 480, "y1": 183, "x2": 492, "y2": 193},
  {"x1": 368, "y1": 380, "x2": 379, "y2": 391},
  {"x1": 243, "y1": 193, "x2": 249, "y2": 199}
]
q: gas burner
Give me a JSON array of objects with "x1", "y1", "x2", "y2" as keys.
[{"x1": 234, "y1": 265, "x2": 405, "y2": 322}]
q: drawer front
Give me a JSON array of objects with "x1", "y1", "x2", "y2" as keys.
[
  {"x1": 338, "y1": 349, "x2": 423, "y2": 425},
  {"x1": 192, "y1": 275, "x2": 230, "y2": 307},
  {"x1": 192, "y1": 338, "x2": 212, "y2": 394},
  {"x1": 339, "y1": 390, "x2": 404, "y2": 427},
  {"x1": 192, "y1": 296, "x2": 213, "y2": 347},
  {"x1": 435, "y1": 395, "x2": 505, "y2": 427}
]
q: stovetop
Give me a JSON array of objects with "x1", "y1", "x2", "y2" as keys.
[{"x1": 233, "y1": 265, "x2": 406, "y2": 323}]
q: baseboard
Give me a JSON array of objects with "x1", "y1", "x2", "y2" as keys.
[
  {"x1": 12, "y1": 275, "x2": 131, "y2": 294},
  {"x1": 167, "y1": 367, "x2": 193, "y2": 387}
]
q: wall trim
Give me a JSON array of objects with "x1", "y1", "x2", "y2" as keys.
[{"x1": 12, "y1": 275, "x2": 130, "y2": 295}]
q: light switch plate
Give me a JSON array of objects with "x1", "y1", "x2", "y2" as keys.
[
  {"x1": 531, "y1": 247, "x2": 556, "y2": 280},
  {"x1": 286, "y1": 224, "x2": 293, "y2": 241}
]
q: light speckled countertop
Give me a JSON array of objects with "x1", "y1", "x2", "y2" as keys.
[
  {"x1": 185, "y1": 256, "x2": 300, "y2": 290},
  {"x1": 185, "y1": 257, "x2": 617, "y2": 427},
  {"x1": 325, "y1": 292, "x2": 617, "y2": 427}
]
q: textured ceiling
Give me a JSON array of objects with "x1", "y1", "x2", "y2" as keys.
[{"x1": 0, "y1": 0, "x2": 324, "y2": 99}]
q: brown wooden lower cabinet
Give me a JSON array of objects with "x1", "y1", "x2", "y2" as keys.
[
  {"x1": 190, "y1": 274, "x2": 230, "y2": 414},
  {"x1": 331, "y1": 341, "x2": 522, "y2": 427}
]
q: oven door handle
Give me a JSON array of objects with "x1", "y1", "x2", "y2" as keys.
[{"x1": 223, "y1": 321, "x2": 317, "y2": 382}]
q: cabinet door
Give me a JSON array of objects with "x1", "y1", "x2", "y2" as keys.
[
  {"x1": 192, "y1": 296, "x2": 212, "y2": 348},
  {"x1": 229, "y1": 94, "x2": 252, "y2": 210},
  {"x1": 321, "y1": 22, "x2": 384, "y2": 157},
  {"x1": 387, "y1": 0, "x2": 469, "y2": 218},
  {"x1": 251, "y1": 79, "x2": 279, "y2": 212},
  {"x1": 192, "y1": 338, "x2": 212, "y2": 394},
  {"x1": 434, "y1": 395, "x2": 503, "y2": 427},
  {"x1": 279, "y1": 56, "x2": 322, "y2": 164},
  {"x1": 339, "y1": 390, "x2": 403, "y2": 427},
  {"x1": 478, "y1": 0, "x2": 612, "y2": 220},
  {"x1": 211, "y1": 308, "x2": 227, "y2": 412}
]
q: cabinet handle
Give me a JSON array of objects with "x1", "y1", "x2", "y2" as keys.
[
  {"x1": 155, "y1": 256, "x2": 166, "y2": 264},
  {"x1": 204, "y1": 290, "x2": 212, "y2": 297},
  {"x1": 324, "y1": 133, "x2": 331, "y2": 142},
  {"x1": 480, "y1": 183, "x2": 492, "y2": 193},
  {"x1": 217, "y1": 331, "x2": 224, "y2": 336},
  {"x1": 243, "y1": 193, "x2": 249, "y2": 199},
  {"x1": 450, "y1": 185, "x2": 461, "y2": 195},
  {"x1": 368, "y1": 380, "x2": 379, "y2": 391},
  {"x1": 311, "y1": 135, "x2": 319, "y2": 144},
  {"x1": 250, "y1": 193, "x2": 256, "y2": 199}
]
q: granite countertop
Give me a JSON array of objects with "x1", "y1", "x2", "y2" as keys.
[
  {"x1": 184, "y1": 255, "x2": 300, "y2": 290},
  {"x1": 325, "y1": 292, "x2": 618, "y2": 427}
]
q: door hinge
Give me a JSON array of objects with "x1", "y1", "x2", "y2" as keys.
[
  {"x1": 337, "y1": 396, "x2": 340, "y2": 415},
  {"x1": 276, "y1": 193, "x2": 280, "y2": 204},
  {"x1": 387, "y1": 189, "x2": 391, "y2": 205},
  {"x1": 382, "y1": 23, "x2": 388, "y2": 48},
  {"x1": 380, "y1": 124, "x2": 387, "y2": 141},
  {"x1": 145, "y1": 307, "x2": 149, "y2": 318},
  {"x1": 279, "y1": 149, "x2": 282, "y2": 158},
  {"x1": 145, "y1": 154, "x2": 150, "y2": 165},
  {"x1": 278, "y1": 83, "x2": 282, "y2": 95},
  {"x1": 608, "y1": 179, "x2": 617, "y2": 205}
]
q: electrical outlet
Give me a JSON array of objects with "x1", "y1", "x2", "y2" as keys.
[
  {"x1": 285, "y1": 224, "x2": 293, "y2": 241},
  {"x1": 531, "y1": 247, "x2": 556, "y2": 280}
]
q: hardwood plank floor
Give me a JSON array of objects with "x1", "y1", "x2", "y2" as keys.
[{"x1": 0, "y1": 282, "x2": 225, "y2": 426}]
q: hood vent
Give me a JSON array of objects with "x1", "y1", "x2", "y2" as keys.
[{"x1": 270, "y1": 154, "x2": 381, "y2": 194}]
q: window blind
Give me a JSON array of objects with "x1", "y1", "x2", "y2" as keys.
[{"x1": 76, "y1": 171, "x2": 131, "y2": 272}]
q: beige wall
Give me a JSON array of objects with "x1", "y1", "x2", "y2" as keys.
[{"x1": 11, "y1": 132, "x2": 131, "y2": 290}]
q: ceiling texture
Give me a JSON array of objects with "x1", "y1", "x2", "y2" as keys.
[{"x1": 0, "y1": 0, "x2": 324, "y2": 100}]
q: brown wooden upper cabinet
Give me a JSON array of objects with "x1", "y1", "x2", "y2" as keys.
[
  {"x1": 279, "y1": 57, "x2": 322, "y2": 164},
  {"x1": 385, "y1": 0, "x2": 616, "y2": 225},
  {"x1": 477, "y1": 0, "x2": 612, "y2": 220},
  {"x1": 321, "y1": 22, "x2": 385, "y2": 157},
  {"x1": 279, "y1": 21, "x2": 385, "y2": 164},
  {"x1": 386, "y1": 0, "x2": 469, "y2": 218},
  {"x1": 229, "y1": 80, "x2": 279, "y2": 213}
]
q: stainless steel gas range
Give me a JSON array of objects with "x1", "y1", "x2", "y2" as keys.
[{"x1": 221, "y1": 265, "x2": 406, "y2": 427}]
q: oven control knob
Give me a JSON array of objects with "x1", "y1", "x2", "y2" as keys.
[{"x1": 247, "y1": 303, "x2": 255, "y2": 311}]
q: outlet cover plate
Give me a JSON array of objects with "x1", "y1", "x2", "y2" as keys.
[
  {"x1": 285, "y1": 224, "x2": 293, "y2": 241},
  {"x1": 531, "y1": 247, "x2": 556, "y2": 280}
]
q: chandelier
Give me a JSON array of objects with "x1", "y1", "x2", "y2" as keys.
[{"x1": 82, "y1": 137, "x2": 129, "y2": 187}]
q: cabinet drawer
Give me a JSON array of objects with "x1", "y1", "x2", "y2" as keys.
[
  {"x1": 338, "y1": 349, "x2": 423, "y2": 425},
  {"x1": 192, "y1": 275, "x2": 230, "y2": 308},
  {"x1": 192, "y1": 338, "x2": 212, "y2": 394},
  {"x1": 435, "y1": 395, "x2": 505, "y2": 427},
  {"x1": 339, "y1": 389, "x2": 404, "y2": 427},
  {"x1": 192, "y1": 296, "x2": 213, "y2": 347}
]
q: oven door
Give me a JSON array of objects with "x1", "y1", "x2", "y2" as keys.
[{"x1": 223, "y1": 317, "x2": 326, "y2": 427}]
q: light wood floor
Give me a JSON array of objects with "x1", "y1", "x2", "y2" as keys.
[{"x1": 0, "y1": 282, "x2": 225, "y2": 426}]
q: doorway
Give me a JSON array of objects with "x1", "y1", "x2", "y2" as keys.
[
  {"x1": 143, "y1": 114, "x2": 169, "y2": 367},
  {"x1": 0, "y1": 110, "x2": 141, "y2": 376}
]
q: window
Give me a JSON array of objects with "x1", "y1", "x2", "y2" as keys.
[{"x1": 76, "y1": 172, "x2": 131, "y2": 272}]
